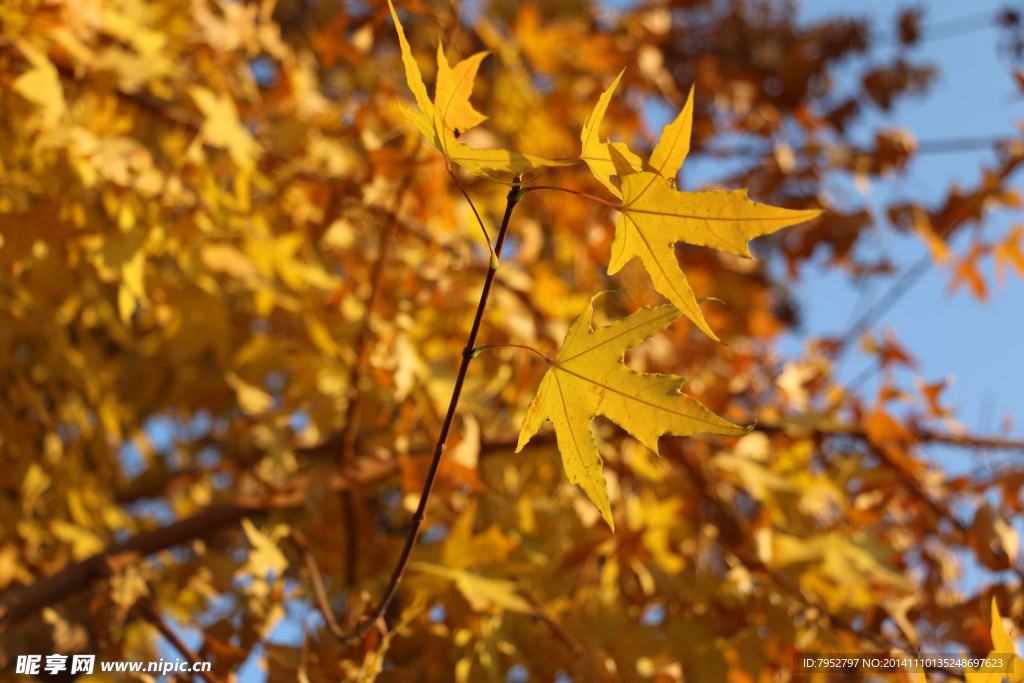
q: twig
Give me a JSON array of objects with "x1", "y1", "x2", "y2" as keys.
[
  {"x1": 911, "y1": 428, "x2": 1024, "y2": 450},
  {"x1": 757, "y1": 420, "x2": 1024, "y2": 452},
  {"x1": 473, "y1": 343, "x2": 554, "y2": 364},
  {"x1": 697, "y1": 135, "x2": 1019, "y2": 160},
  {"x1": 134, "y1": 601, "x2": 220, "y2": 683},
  {"x1": 337, "y1": 174, "x2": 414, "y2": 587},
  {"x1": 759, "y1": 418, "x2": 1024, "y2": 578},
  {"x1": 517, "y1": 589, "x2": 586, "y2": 657},
  {"x1": 756, "y1": 566, "x2": 966, "y2": 681},
  {"x1": 289, "y1": 530, "x2": 346, "y2": 640},
  {"x1": 340, "y1": 174, "x2": 524, "y2": 643},
  {"x1": 0, "y1": 502, "x2": 273, "y2": 630},
  {"x1": 835, "y1": 151, "x2": 1024, "y2": 359}
]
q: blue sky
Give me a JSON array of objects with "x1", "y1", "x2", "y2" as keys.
[
  {"x1": 627, "y1": 0, "x2": 1024, "y2": 483},
  {"x1": 789, "y1": 0, "x2": 1024, "y2": 604},
  {"x1": 765, "y1": 0, "x2": 1024, "y2": 614},
  {"x1": 781, "y1": 0, "x2": 1024, "y2": 444},
  {"x1": 622, "y1": 0, "x2": 1024, "y2": 450}
]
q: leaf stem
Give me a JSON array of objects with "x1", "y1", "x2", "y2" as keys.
[
  {"x1": 344, "y1": 174, "x2": 524, "y2": 643},
  {"x1": 518, "y1": 185, "x2": 620, "y2": 210},
  {"x1": 474, "y1": 343, "x2": 553, "y2": 364},
  {"x1": 448, "y1": 166, "x2": 497, "y2": 259}
]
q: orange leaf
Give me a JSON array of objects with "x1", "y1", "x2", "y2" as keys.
[
  {"x1": 949, "y1": 242, "x2": 989, "y2": 302},
  {"x1": 993, "y1": 225, "x2": 1024, "y2": 285}
]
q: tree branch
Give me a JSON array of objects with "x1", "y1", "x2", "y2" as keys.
[
  {"x1": 337, "y1": 174, "x2": 413, "y2": 588},
  {"x1": 0, "y1": 502, "x2": 266, "y2": 631},
  {"x1": 757, "y1": 419, "x2": 1024, "y2": 452},
  {"x1": 134, "y1": 600, "x2": 220, "y2": 683},
  {"x1": 341, "y1": 175, "x2": 524, "y2": 643}
]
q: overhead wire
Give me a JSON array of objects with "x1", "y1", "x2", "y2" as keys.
[{"x1": 694, "y1": 135, "x2": 1017, "y2": 159}]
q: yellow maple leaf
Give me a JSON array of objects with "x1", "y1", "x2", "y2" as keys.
[
  {"x1": 516, "y1": 297, "x2": 747, "y2": 529},
  {"x1": 441, "y1": 499, "x2": 517, "y2": 569},
  {"x1": 994, "y1": 224, "x2": 1024, "y2": 285},
  {"x1": 409, "y1": 562, "x2": 533, "y2": 614},
  {"x1": 12, "y1": 41, "x2": 66, "y2": 133},
  {"x1": 580, "y1": 71, "x2": 694, "y2": 196},
  {"x1": 579, "y1": 69, "x2": 642, "y2": 197},
  {"x1": 647, "y1": 86, "x2": 696, "y2": 181},
  {"x1": 581, "y1": 75, "x2": 822, "y2": 341},
  {"x1": 188, "y1": 86, "x2": 261, "y2": 167},
  {"x1": 435, "y1": 44, "x2": 488, "y2": 134},
  {"x1": 607, "y1": 145, "x2": 822, "y2": 341},
  {"x1": 387, "y1": 0, "x2": 563, "y2": 175},
  {"x1": 237, "y1": 518, "x2": 289, "y2": 579}
]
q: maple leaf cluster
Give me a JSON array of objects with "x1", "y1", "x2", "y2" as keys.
[{"x1": 389, "y1": 0, "x2": 820, "y2": 528}]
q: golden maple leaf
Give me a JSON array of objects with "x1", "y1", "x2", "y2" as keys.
[
  {"x1": 516, "y1": 297, "x2": 747, "y2": 529},
  {"x1": 434, "y1": 44, "x2": 488, "y2": 134},
  {"x1": 189, "y1": 86, "x2": 262, "y2": 167},
  {"x1": 583, "y1": 75, "x2": 823, "y2": 341},
  {"x1": 12, "y1": 41, "x2": 66, "y2": 134},
  {"x1": 387, "y1": 0, "x2": 563, "y2": 175},
  {"x1": 579, "y1": 69, "x2": 643, "y2": 197}
]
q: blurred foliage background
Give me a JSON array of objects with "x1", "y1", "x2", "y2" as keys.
[{"x1": 1, "y1": 0, "x2": 1023, "y2": 680}]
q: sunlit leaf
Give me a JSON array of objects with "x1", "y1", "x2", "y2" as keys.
[
  {"x1": 607, "y1": 146, "x2": 822, "y2": 341},
  {"x1": 410, "y1": 562, "x2": 533, "y2": 614},
  {"x1": 965, "y1": 599, "x2": 1024, "y2": 683},
  {"x1": 387, "y1": 0, "x2": 565, "y2": 174},
  {"x1": 579, "y1": 69, "x2": 641, "y2": 196},
  {"x1": 517, "y1": 296, "x2": 747, "y2": 528},
  {"x1": 435, "y1": 45, "x2": 488, "y2": 134},
  {"x1": 237, "y1": 519, "x2": 289, "y2": 579},
  {"x1": 189, "y1": 86, "x2": 262, "y2": 167},
  {"x1": 12, "y1": 41, "x2": 66, "y2": 133}
]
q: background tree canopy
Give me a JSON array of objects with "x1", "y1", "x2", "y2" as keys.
[{"x1": 1, "y1": 0, "x2": 1022, "y2": 681}]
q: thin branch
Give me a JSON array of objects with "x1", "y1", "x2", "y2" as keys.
[
  {"x1": 757, "y1": 565, "x2": 966, "y2": 680},
  {"x1": 0, "y1": 501, "x2": 270, "y2": 630},
  {"x1": 341, "y1": 175, "x2": 524, "y2": 644},
  {"x1": 517, "y1": 589, "x2": 585, "y2": 657},
  {"x1": 758, "y1": 419, "x2": 1024, "y2": 579},
  {"x1": 0, "y1": 447, "x2": 442, "y2": 630},
  {"x1": 696, "y1": 135, "x2": 1020, "y2": 160},
  {"x1": 391, "y1": 216, "x2": 552, "y2": 337},
  {"x1": 834, "y1": 151, "x2": 1024, "y2": 359},
  {"x1": 838, "y1": 254, "x2": 932, "y2": 351},
  {"x1": 911, "y1": 428, "x2": 1024, "y2": 451},
  {"x1": 289, "y1": 530, "x2": 346, "y2": 640},
  {"x1": 758, "y1": 420, "x2": 1024, "y2": 452},
  {"x1": 134, "y1": 601, "x2": 220, "y2": 683},
  {"x1": 665, "y1": 441, "x2": 967, "y2": 681},
  {"x1": 337, "y1": 174, "x2": 413, "y2": 587}
]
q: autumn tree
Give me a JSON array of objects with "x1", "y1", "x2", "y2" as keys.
[{"x1": 1, "y1": 0, "x2": 1022, "y2": 681}]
